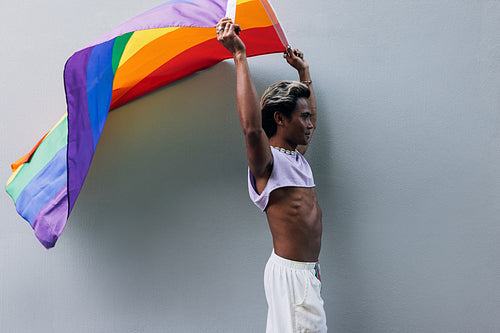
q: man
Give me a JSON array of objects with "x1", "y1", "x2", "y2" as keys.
[{"x1": 217, "y1": 17, "x2": 327, "y2": 332}]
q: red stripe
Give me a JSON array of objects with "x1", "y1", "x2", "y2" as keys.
[
  {"x1": 258, "y1": 0, "x2": 289, "y2": 47},
  {"x1": 110, "y1": 25, "x2": 285, "y2": 110}
]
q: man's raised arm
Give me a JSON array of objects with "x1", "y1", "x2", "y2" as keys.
[
  {"x1": 284, "y1": 47, "x2": 317, "y2": 155},
  {"x1": 217, "y1": 18, "x2": 272, "y2": 179}
]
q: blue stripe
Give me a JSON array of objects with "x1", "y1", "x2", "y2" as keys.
[
  {"x1": 15, "y1": 147, "x2": 68, "y2": 225},
  {"x1": 86, "y1": 38, "x2": 115, "y2": 150}
]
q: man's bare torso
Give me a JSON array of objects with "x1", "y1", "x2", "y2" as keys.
[{"x1": 266, "y1": 187, "x2": 322, "y2": 262}]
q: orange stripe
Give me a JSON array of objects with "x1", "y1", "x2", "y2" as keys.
[
  {"x1": 111, "y1": 27, "x2": 214, "y2": 105},
  {"x1": 235, "y1": 0, "x2": 274, "y2": 29},
  {"x1": 111, "y1": 37, "x2": 229, "y2": 109},
  {"x1": 256, "y1": 0, "x2": 281, "y2": 28}
]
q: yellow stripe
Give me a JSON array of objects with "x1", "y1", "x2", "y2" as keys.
[
  {"x1": 118, "y1": 27, "x2": 179, "y2": 68},
  {"x1": 49, "y1": 113, "x2": 68, "y2": 133},
  {"x1": 6, "y1": 164, "x2": 22, "y2": 186},
  {"x1": 237, "y1": 0, "x2": 255, "y2": 5}
]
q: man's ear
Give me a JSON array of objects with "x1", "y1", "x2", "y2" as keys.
[{"x1": 274, "y1": 111, "x2": 285, "y2": 126}]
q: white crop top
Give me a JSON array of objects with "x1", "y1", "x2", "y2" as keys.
[{"x1": 248, "y1": 147, "x2": 315, "y2": 211}]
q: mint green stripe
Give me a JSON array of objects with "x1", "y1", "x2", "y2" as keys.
[
  {"x1": 6, "y1": 116, "x2": 68, "y2": 203},
  {"x1": 112, "y1": 32, "x2": 134, "y2": 74}
]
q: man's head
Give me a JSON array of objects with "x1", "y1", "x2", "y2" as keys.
[{"x1": 260, "y1": 80, "x2": 311, "y2": 138}]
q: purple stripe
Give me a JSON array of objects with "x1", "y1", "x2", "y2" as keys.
[
  {"x1": 85, "y1": 0, "x2": 228, "y2": 48},
  {"x1": 64, "y1": 47, "x2": 95, "y2": 214},
  {"x1": 33, "y1": 186, "x2": 69, "y2": 249}
]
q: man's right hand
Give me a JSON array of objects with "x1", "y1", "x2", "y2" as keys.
[{"x1": 216, "y1": 18, "x2": 246, "y2": 58}]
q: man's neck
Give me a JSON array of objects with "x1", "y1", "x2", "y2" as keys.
[{"x1": 269, "y1": 137, "x2": 296, "y2": 152}]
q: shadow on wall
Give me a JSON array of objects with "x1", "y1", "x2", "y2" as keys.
[
  {"x1": 71, "y1": 61, "x2": 244, "y2": 245},
  {"x1": 66, "y1": 60, "x2": 258, "y2": 262},
  {"x1": 58, "y1": 61, "x2": 273, "y2": 329}
]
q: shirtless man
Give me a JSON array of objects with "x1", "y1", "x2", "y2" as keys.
[{"x1": 217, "y1": 18, "x2": 327, "y2": 332}]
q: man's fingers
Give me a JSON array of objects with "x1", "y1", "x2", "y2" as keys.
[
  {"x1": 217, "y1": 20, "x2": 242, "y2": 37},
  {"x1": 217, "y1": 17, "x2": 232, "y2": 25},
  {"x1": 283, "y1": 45, "x2": 292, "y2": 58},
  {"x1": 285, "y1": 48, "x2": 304, "y2": 60},
  {"x1": 226, "y1": 23, "x2": 241, "y2": 36},
  {"x1": 234, "y1": 24, "x2": 242, "y2": 35},
  {"x1": 216, "y1": 17, "x2": 233, "y2": 34},
  {"x1": 294, "y1": 49, "x2": 304, "y2": 59}
]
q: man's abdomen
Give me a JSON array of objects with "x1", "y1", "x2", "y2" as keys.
[{"x1": 266, "y1": 187, "x2": 322, "y2": 262}]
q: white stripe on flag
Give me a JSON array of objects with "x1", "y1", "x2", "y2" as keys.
[{"x1": 225, "y1": 0, "x2": 237, "y2": 20}]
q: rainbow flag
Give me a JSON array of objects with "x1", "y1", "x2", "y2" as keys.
[{"x1": 6, "y1": 0, "x2": 288, "y2": 249}]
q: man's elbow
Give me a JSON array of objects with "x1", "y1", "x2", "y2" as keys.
[{"x1": 243, "y1": 127, "x2": 266, "y2": 143}]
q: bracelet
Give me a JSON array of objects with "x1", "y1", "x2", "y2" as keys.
[{"x1": 301, "y1": 80, "x2": 312, "y2": 85}]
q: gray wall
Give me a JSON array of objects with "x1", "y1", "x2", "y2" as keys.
[{"x1": 1, "y1": 1, "x2": 499, "y2": 332}]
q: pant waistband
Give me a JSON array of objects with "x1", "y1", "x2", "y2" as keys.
[{"x1": 270, "y1": 249, "x2": 318, "y2": 270}]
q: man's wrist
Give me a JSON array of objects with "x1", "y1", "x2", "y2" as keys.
[
  {"x1": 298, "y1": 67, "x2": 311, "y2": 80},
  {"x1": 297, "y1": 66, "x2": 310, "y2": 74},
  {"x1": 233, "y1": 51, "x2": 247, "y2": 62}
]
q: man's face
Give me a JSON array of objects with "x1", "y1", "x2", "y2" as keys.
[{"x1": 282, "y1": 97, "x2": 313, "y2": 146}]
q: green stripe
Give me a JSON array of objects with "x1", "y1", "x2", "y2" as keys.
[
  {"x1": 112, "y1": 32, "x2": 134, "y2": 74},
  {"x1": 6, "y1": 115, "x2": 68, "y2": 203}
]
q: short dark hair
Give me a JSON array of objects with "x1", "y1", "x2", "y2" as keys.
[{"x1": 260, "y1": 80, "x2": 310, "y2": 138}]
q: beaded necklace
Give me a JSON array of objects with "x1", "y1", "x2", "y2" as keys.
[{"x1": 271, "y1": 146, "x2": 297, "y2": 155}]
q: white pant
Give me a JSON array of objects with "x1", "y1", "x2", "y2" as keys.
[{"x1": 264, "y1": 250, "x2": 327, "y2": 332}]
